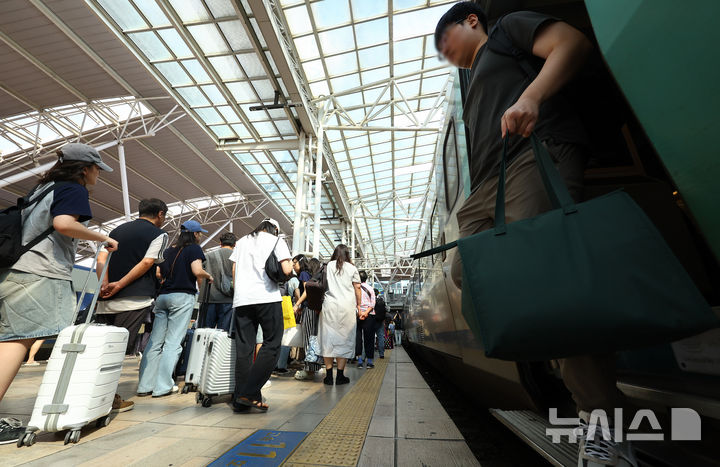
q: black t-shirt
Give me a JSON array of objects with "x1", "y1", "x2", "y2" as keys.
[
  {"x1": 463, "y1": 11, "x2": 588, "y2": 191},
  {"x1": 158, "y1": 243, "x2": 205, "y2": 295}
]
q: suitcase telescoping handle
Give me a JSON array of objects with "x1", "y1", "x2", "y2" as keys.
[{"x1": 72, "y1": 244, "x2": 113, "y2": 325}]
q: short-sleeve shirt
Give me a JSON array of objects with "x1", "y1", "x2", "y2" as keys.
[
  {"x1": 158, "y1": 243, "x2": 205, "y2": 295},
  {"x1": 324, "y1": 260, "x2": 361, "y2": 312},
  {"x1": 203, "y1": 247, "x2": 234, "y2": 303},
  {"x1": 13, "y1": 182, "x2": 92, "y2": 280},
  {"x1": 463, "y1": 11, "x2": 588, "y2": 191},
  {"x1": 229, "y1": 232, "x2": 292, "y2": 307},
  {"x1": 298, "y1": 270, "x2": 312, "y2": 297},
  {"x1": 359, "y1": 283, "x2": 376, "y2": 314},
  {"x1": 287, "y1": 276, "x2": 300, "y2": 304}
]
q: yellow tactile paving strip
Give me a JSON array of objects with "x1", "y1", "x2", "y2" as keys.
[{"x1": 282, "y1": 352, "x2": 391, "y2": 467}]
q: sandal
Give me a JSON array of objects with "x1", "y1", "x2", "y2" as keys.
[{"x1": 236, "y1": 396, "x2": 269, "y2": 412}]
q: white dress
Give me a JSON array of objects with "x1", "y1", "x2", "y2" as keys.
[{"x1": 318, "y1": 260, "x2": 360, "y2": 358}]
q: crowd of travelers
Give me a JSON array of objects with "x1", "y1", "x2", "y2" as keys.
[{"x1": 0, "y1": 148, "x2": 400, "y2": 440}]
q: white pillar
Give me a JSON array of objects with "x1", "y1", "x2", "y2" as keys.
[
  {"x1": 312, "y1": 122, "x2": 324, "y2": 256},
  {"x1": 350, "y1": 203, "x2": 356, "y2": 260},
  {"x1": 117, "y1": 142, "x2": 131, "y2": 222},
  {"x1": 292, "y1": 132, "x2": 306, "y2": 255}
]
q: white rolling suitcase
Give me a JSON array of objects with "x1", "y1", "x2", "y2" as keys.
[
  {"x1": 17, "y1": 250, "x2": 129, "y2": 447},
  {"x1": 181, "y1": 284, "x2": 212, "y2": 393},
  {"x1": 195, "y1": 325, "x2": 236, "y2": 408}
]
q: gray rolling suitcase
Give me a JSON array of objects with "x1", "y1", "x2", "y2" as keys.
[
  {"x1": 195, "y1": 312, "x2": 236, "y2": 408},
  {"x1": 17, "y1": 249, "x2": 129, "y2": 447}
]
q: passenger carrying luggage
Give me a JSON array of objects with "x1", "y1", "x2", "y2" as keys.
[
  {"x1": 195, "y1": 313, "x2": 236, "y2": 407},
  {"x1": 454, "y1": 135, "x2": 718, "y2": 361},
  {"x1": 18, "y1": 249, "x2": 128, "y2": 447}
]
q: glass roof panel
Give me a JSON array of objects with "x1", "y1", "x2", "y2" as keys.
[
  {"x1": 133, "y1": 0, "x2": 171, "y2": 28},
  {"x1": 357, "y1": 44, "x2": 389, "y2": 69},
  {"x1": 294, "y1": 35, "x2": 320, "y2": 61},
  {"x1": 311, "y1": 0, "x2": 351, "y2": 29},
  {"x1": 237, "y1": 53, "x2": 265, "y2": 78},
  {"x1": 219, "y1": 21, "x2": 253, "y2": 51},
  {"x1": 155, "y1": 61, "x2": 193, "y2": 86},
  {"x1": 181, "y1": 59, "x2": 212, "y2": 83},
  {"x1": 170, "y1": 0, "x2": 212, "y2": 23},
  {"x1": 285, "y1": 5, "x2": 313, "y2": 36},
  {"x1": 187, "y1": 24, "x2": 229, "y2": 55},
  {"x1": 209, "y1": 55, "x2": 245, "y2": 80},
  {"x1": 99, "y1": 0, "x2": 146, "y2": 31},
  {"x1": 324, "y1": 52, "x2": 358, "y2": 77},
  {"x1": 128, "y1": 31, "x2": 172, "y2": 61},
  {"x1": 227, "y1": 81, "x2": 256, "y2": 103},
  {"x1": 157, "y1": 29, "x2": 193, "y2": 59},
  {"x1": 318, "y1": 26, "x2": 355, "y2": 55},
  {"x1": 354, "y1": 18, "x2": 388, "y2": 48},
  {"x1": 206, "y1": 0, "x2": 237, "y2": 18},
  {"x1": 176, "y1": 86, "x2": 210, "y2": 106},
  {"x1": 352, "y1": 0, "x2": 388, "y2": 21}
]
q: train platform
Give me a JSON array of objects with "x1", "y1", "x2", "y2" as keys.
[{"x1": 0, "y1": 347, "x2": 478, "y2": 467}]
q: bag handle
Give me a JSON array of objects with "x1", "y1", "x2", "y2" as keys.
[{"x1": 494, "y1": 133, "x2": 577, "y2": 235}]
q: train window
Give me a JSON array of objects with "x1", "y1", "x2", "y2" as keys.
[{"x1": 443, "y1": 118, "x2": 460, "y2": 212}]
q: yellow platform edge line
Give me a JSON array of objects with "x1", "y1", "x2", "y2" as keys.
[{"x1": 281, "y1": 351, "x2": 392, "y2": 467}]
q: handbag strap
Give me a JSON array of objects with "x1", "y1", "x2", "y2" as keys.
[
  {"x1": 494, "y1": 133, "x2": 578, "y2": 236},
  {"x1": 168, "y1": 246, "x2": 185, "y2": 281}
]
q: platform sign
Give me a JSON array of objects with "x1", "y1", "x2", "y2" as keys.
[{"x1": 209, "y1": 430, "x2": 307, "y2": 467}]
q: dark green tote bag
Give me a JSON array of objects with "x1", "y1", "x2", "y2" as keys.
[{"x1": 457, "y1": 134, "x2": 718, "y2": 361}]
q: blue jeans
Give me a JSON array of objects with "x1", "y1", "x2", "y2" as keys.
[
  {"x1": 276, "y1": 345, "x2": 291, "y2": 370},
  {"x1": 138, "y1": 293, "x2": 195, "y2": 396},
  {"x1": 374, "y1": 321, "x2": 385, "y2": 357},
  {"x1": 205, "y1": 302, "x2": 233, "y2": 331}
]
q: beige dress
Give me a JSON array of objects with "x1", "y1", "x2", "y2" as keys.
[{"x1": 318, "y1": 260, "x2": 360, "y2": 358}]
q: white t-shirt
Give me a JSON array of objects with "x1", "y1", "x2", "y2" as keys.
[
  {"x1": 96, "y1": 232, "x2": 168, "y2": 314},
  {"x1": 229, "y1": 232, "x2": 291, "y2": 307}
]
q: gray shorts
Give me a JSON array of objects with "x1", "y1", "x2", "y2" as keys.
[{"x1": 0, "y1": 269, "x2": 75, "y2": 342}]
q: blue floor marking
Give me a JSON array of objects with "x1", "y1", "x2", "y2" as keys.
[{"x1": 209, "y1": 430, "x2": 308, "y2": 466}]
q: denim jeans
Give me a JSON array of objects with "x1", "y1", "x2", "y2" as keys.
[
  {"x1": 138, "y1": 292, "x2": 195, "y2": 396},
  {"x1": 205, "y1": 302, "x2": 233, "y2": 331},
  {"x1": 374, "y1": 321, "x2": 385, "y2": 357},
  {"x1": 276, "y1": 345, "x2": 291, "y2": 370}
]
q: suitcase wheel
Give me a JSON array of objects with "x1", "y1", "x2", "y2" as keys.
[
  {"x1": 17, "y1": 431, "x2": 36, "y2": 447},
  {"x1": 64, "y1": 430, "x2": 81, "y2": 445},
  {"x1": 195, "y1": 392, "x2": 202, "y2": 404},
  {"x1": 96, "y1": 416, "x2": 111, "y2": 428},
  {"x1": 181, "y1": 385, "x2": 190, "y2": 394},
  {"x1": 201, "y1": 395, "x2": 212, "y2": 408}
]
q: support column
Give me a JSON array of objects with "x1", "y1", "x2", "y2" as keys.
[
  {"x1": 117, "y1": 142, "x2": 131, "y2": 222},
  {"x1": 350, "y1": 203, "x2": 356, "y2": 260},
  {"x1": 292, "y1": 132, "x2": 306, "y2": 255},
  {"x1": 312, "y1": 120, "x2": 324, "y2": 256}
]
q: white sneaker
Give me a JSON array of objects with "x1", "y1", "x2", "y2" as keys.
[{"x1": 575, "y1": 419, "x2": 638, "y2": 467}]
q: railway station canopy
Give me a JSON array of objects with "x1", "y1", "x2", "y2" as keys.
[{"x1": 0, "y1": 0, "x2": 456, "y2": 282}]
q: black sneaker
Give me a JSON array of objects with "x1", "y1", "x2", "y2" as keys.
[
  {"x1": 0, "y1": 418, "x2": 25, "y2": 445},
  {"x1": 323, "y1": 374, "x2": 334, "y2": 385},
  {"x1": 336, "y1": 375, "x2": 350, "y2": 385}
]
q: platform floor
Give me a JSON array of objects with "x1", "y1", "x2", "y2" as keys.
[{"x1": 0, "y1": 347, "x2": 478, "y2": 466}]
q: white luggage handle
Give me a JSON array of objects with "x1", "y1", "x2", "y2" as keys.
[{"x1": 72, "y1": 244, "x2": 113, "y2": 325}]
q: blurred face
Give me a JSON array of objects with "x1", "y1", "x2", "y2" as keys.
[
  {"x1": 194, "y1": 231, "x2": 201, "y2": 242},
  {"x1": 293, "y1": 259, "x2": 300, "y2": 274},
  {"x1": 153, "y1": 211, "x2": 166, "y2": 227},
  {"x1": 83, "y1": 164, "x2": 100, "y2": 186},
  {"x1": 438, "y1": 14, "x2": 486, "y2": 68}
]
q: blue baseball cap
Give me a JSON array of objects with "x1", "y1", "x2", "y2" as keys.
[{"x1": 181, "y1": 220, "x2": 208, "y2": 233}]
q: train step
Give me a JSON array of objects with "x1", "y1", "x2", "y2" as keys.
[{"x1": 490, "y1": 409, "x2": 578, "y2": 467}]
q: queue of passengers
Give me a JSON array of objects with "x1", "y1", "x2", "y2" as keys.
[{"x1": 0, "y1": 147, "x2": 393, "y2": 443}]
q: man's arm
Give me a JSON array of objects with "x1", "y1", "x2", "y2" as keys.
[
  {"x1": 102, "y1": 257, "x2": 156, "y2": 298},
  {"x1": 502, "y1": 21, "x2": 592, "y2": 137}
]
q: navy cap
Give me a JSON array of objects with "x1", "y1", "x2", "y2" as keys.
[
  {"x1": 59, "y1": 143, "x2": 113, "y2": 172},
  {"x1": 181, "y1": 220, "x2": 208, "y2": 233}
]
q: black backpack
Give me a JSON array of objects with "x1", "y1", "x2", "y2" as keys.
[
  {"x1": 0, "y1": 182, "x2": 68, "y2": 268},
  {"x1": 487, "y1": 15, "x2": 627, "y2": 160},
  {"x1": 265, "y1": 236, "x2": 290, "y2": 283}
]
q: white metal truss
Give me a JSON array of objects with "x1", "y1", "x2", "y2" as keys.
[
  {"x1": 0, "y1": 96, "x2": 184, "y2": 186},
  {"x1": 75, "y1": 193, "x2": 269, "y2": 262}
]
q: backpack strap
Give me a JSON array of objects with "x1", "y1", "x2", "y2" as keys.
[
  {"x1": 19, "y1": 181, "x2": 72, "y2": 255},
  {"x1": 487, "y1": 15, "x2": 540, "y2": 80}
]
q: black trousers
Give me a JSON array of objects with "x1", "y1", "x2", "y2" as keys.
[
  {"x1": 95, "y1": 304, "x2": 153, "y2": 355},
  {"x1": 355, "y1": 316, "x2": 375, "y2": 360},
  {"x1": 233, "y1": 301, "x2": 283, "y2": 402}
]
